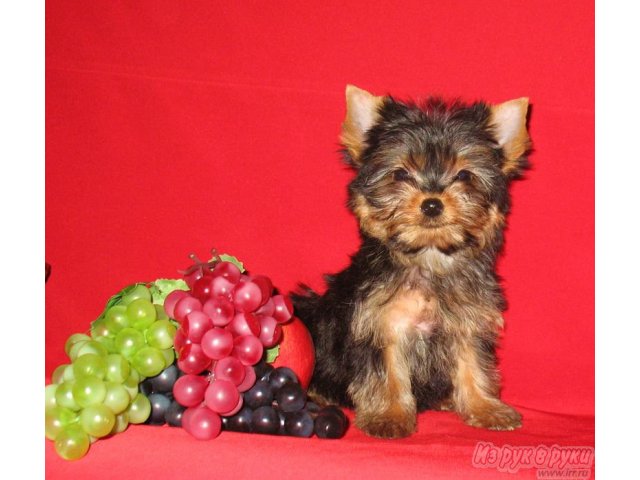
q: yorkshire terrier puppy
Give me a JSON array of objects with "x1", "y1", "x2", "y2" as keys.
[{"x1": 292, "y1": 85, "x2": 530, "y2": 439}]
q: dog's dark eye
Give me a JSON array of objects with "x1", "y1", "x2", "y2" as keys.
[
  {"x1": 393, "y1": 169, "x2": 411, "y2": 182},
  {"x1": 454, "y1": 170, "x2": 472, "y2": 183}
]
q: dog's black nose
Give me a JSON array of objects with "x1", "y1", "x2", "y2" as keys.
[{"x1": 421, "y1": 198, "x2": 444, "y2": 218}]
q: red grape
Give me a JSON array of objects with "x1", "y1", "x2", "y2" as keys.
[
  {"x1": 183, "y1": 311, "x2": 213, "y2": 343},
  {"x1": 202, "y1": 296, "x2": 234, "y2": 327},
  {"x1": 232, "y1": 281, "x2": 263, "y2": 313},
  {"x1": 204, "y1": 380, "x2": 240, "y2": 414},
  {"x1": 183, "y1": 269, "x2": 203, "y2": 289},
  {"x1": 210, "y1": 276, "x2": 235, "y2": 299},
  {"x1": 200, "y1": 328, "x2": 234, "y2": 360},
  {"x1": 250, "y1": 275, "x2": 273, "y2": 306},
  {"x1": 228, "y1": 312, "x2": 260, "y2": 337},
  {"x1": 233, "y1": 335, "x2": 264, "y2": 366},
  {"x1": 177, "y1": 343, "x2": 211, "y2": 375},
  {"x1": 255, "y1": 298, "x2": 275, "y2": 317},
  {"x1": 219, "y1": 394, "x2": 243, "y2": 417},
  {"x1": 191, "y1": 276, "x2": 215, "y2": 302},
  {"x1": 211, "y1": 261, "x2": 241, "y2": 284},
  {"x1": 182, "y1": 406, "x2": 222, "y2": 440},
  {"x1": 236, "y1": 365, "x2": 257, "y2": 393},
  {"x1": 213, "y1": 356, "x2": 246, "y2": 386},
  {"x1": 173, "y1": 327, "x2": 191, "y2": 357},
  {"x1": 164, "y1": 290, "x2": 190, "y2": 319},
  {"x1": 258, "y1": 315, "x2": 282, "y2": 348},
  {"x1": 272, "y1": 295, "x2": 294, "y2": 324},
  {"x1": 173, "y1": 374, "x2": 209, "y2": 407},
  {"x1": 173, "y1": 296, "x2": 203, "y2": 323}
]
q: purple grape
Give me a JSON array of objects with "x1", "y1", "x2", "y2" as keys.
[
  {"x1": 253, "y1": 361, "x2": 274, "y2": 382},
  {"x1": 251, "y1": 406, "x2": 280, "y2": 435},
  {"x1": 275, "y1": 382, "x2": 306, "y2": 412},
  {"x1": 277, "y1": 410, "x2": 287, "y2": 435},
  {"x1": 244, "y1": 380, "x2": 273, "y2": 410},
  {"x1": 268, "y1": 366, "x2": 298, "y2": 392},
  {"x1": 314, "y1": 406, "x2": 348, "y2": 439},
  {"x1": 224, "y1": 406, "x2": 254, "y2": 433},
  {"x1": 305, "y1": 401, "x2": 321, "y2": 413},
  {"x1": 284, "y1": 410, "x2": 314, "y2": 437},
  {"x1": 146, "y1": 393, "x2": 172, "y2": 425},
  {"x1": 149, "y1": 364, "x2": 179, "y2": 393},
  {"x1": 139, "y1": 378, "x2": 154, "y2": 396},
  {"x1": 165, "y1": 400, "x2": 186, "y2": 427}
]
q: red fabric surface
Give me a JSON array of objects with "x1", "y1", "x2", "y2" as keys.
[
  {"x1": 45, "y1": 0, "x2": 594, "y2": 478},
  {"x1": 45, "y1": 407, "x2": 594, "y2": 479}
]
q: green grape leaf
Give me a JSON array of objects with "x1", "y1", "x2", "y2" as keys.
[
  {"x1": 149, "y1": 278, "x2": 189, "y2": 305},
  {"x1": 264, "y1": 344, "x2": 280, "y2": 364},
  {"x1": 218, "y1": 254, "x2": 245, "y2": 273}
]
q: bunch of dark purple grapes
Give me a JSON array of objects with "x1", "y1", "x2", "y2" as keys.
[
  {"x1": 138, "y1": 363, "x2": 186, "y2": 427},
  {"x1": 223, "y1": 362, "x2": 348, "y2": 439},
  {"x1": 140, "y1": 361, "x2": 347, "y2": 439}
]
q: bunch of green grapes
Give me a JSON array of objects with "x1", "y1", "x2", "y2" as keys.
[{"x1": 45, "y1": 282, "x2": 184, "y2": 460}]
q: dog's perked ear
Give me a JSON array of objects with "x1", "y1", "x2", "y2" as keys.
[
  {"x1": 340, "y1": 85, "x2": 385, "y2": 167},
  {"x1": 489, "y1": 98, "x2": 531, "y2": 178}
]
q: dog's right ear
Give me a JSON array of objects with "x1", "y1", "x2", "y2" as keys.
[{"x1": 341, "y1": 85, "x2": 385, "y2": 167}]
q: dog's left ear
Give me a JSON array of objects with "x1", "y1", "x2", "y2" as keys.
[
  {"x1": 489, "y1": 98, "x2": 530, "y2": 177},
  {"x1": 341, "y1": 85, "x2": 385, "y2": 167}
]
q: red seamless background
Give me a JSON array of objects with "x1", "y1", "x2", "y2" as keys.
[{"x1": 46, "y1": 1, "x2": 594, "y2": 478}]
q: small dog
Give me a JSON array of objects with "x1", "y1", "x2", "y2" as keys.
[{"x1": 292, "y1": 85, "x2": 530, "y2": 439}]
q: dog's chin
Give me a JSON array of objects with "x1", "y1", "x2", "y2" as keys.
[
  {"x1": 422, "y1": 222, "x2": 452, "y2": 230},
  {"x1": 388, "y1": 223, "x2": 467, "y2": 257}
]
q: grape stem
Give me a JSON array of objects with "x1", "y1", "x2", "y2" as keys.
[{"x1": 177, "y1": 249, "x2": 220, "y2": 275}]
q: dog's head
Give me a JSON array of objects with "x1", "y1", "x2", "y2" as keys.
[{"x1": 342, "y1": 85, "x2": 530, "y2": 264}]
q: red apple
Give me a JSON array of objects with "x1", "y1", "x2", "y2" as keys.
[{"x1": 269, "y1": 316, "x2": 315, "y2": 389}]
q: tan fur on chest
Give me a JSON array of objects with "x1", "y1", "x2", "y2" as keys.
[
  {"x1": 383, "y1": 289, "x2": 437, "y2": 339},
  {"x1": 352, "y1": 285, "x2": 438, "y2": 347}
]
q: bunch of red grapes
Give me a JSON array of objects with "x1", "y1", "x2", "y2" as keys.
[{"x1": 163, "y1": 255, "x2": 296, "y2": 440}]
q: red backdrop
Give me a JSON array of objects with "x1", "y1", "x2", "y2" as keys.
[{"x1": 46, "y1": 1, "x2": 594, "y2": 478}]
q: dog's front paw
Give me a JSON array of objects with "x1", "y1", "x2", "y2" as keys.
[
  {"x1": 463, "y1": 400, "x2": 522, "y2": 431},
  {"x1": 356, "y1": 407, "x2": 416, "y2": 439}
]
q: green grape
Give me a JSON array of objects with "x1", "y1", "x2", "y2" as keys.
[
  {"x1": 111, "y1": 412, "x2": 129, "y2": 434},
  {"x1": 131, "y1": 346, "x2": 165, "y2": 377},
  {"x1": 154, "y1": 304, "x2": 169, "y2": 321},
  {"x1": 105, "y1": 354, "x2": 130, "y2": 383},
  {"x1": 90, "y1": 318, "x2": 111, "y2": 339},
  {"x1": 127, "y1": 298, "x2": 157, "y2": 331},
  {"x1": 54, "y1": 424, "x2": 90, "y2": 461},
  {"x1": 45, "y1": 405, "x2": 78, "y2": 440},
  {"x1": 128, "y1": 368, "x2": 141, "y2": 384},
  {"x1": 123, "y1": 369, "x2": 141, "y2": 400},
  {"x1": 45, "y1": 384, "x2": 58, "y2": 409},
  {"x1": 114, "y1": 328, "x2": 145, "y2": 359},
  {"x1": 55, "y1": 381, "x2": 80, "y2": 411},
  {"x1": 72, "y1": 353, "x2": 107, "y2": 379},
  {"x1": 160, "y1": 347, "x2": 175, "y2": 368},
  {"x1": 64, "y1": 333, "x2": 91, "y2": 357},
  {"x1": 103, "y1": 382, "x2": 130, "y2": 415},
  {"x1": 94, "y1": 335, "x2": 116, "y2": 354},
  {"x1": 104, "y1": 305, "x2": 131, "y2": 333},
  {"x1": 120, "y1": 284, "x2": 151, "y2": 305},
  {"x1": 79, "y1": 404, "x2": 116, "y2": 438},
  {"x1": 62, "y1": 365, "x2": 75, "y2": 382},
  {"x1": 104, "y1": 305, "x2": 130, "y2": 333},
  {"x1": 68, "y1": 340, "x2": 89, "y2": 361},
  {"x1": 72, "y1": 376, "x2": 107, "y2": 408},
  {"x1": 145, "y1": 320, "x2": 176, "y2": 350},
  {"x1": 51, "y1": 364, "x2": 67, "y2": 384},
  {"x1": 75, "y1": 340, "x2": 109, "y2": 358},
  {"x1": 127, "y1": 393, "x2": 151, "y2": 424}
]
